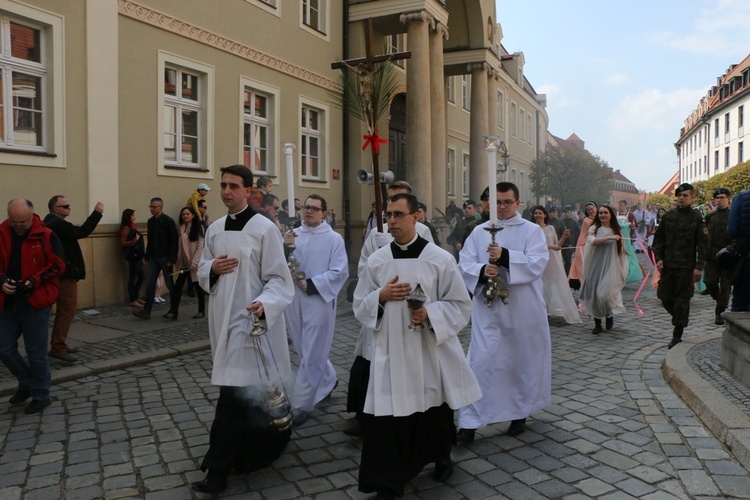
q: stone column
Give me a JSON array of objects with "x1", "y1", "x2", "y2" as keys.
[
  {"x1": 401, "y1": 12, "x2": 432, "y2": 209},
  {"x1": 429, "y1": 21, "x2": 448, "y2": 218},
  {"x1": 469, "y1": 63, "x2": 489, "y2": 201}
]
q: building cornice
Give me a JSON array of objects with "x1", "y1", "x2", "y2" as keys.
[
  {"x1": 118, "y1": 0, "x2": 341, "y2": 92},
  {"x1": 350, "y1": 0, "x2": 449, "y2": 27},
  {"x1": 448, "y1": 129, "x2": 470, "y2": 143}
]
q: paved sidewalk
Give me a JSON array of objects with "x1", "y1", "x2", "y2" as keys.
[{"x1": 1, "y1": 263, "x2": 750, "y2": 498}]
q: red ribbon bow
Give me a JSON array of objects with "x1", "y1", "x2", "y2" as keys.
[{"x1": 362, "y1": 132, "x2": 388, "y2": 153}]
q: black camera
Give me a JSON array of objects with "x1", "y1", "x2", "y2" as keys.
[{"x1": 8, "y1": 278, "x2": 34, "y2": 298}]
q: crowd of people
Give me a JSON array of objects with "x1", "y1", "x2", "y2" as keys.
[{"x1": 2, "y1": 170, "x2": 750, "y2": 499}]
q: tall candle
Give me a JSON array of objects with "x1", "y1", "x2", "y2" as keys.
[
  {"x1": 487, "y1": 144, "x2": 498, "y2": 225},
  {"x1": 283, "y1": 143, "x2": 296, "y2": 218}
]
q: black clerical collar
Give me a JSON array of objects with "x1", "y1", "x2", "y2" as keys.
[
  {"x1": 225, "y1": 205, "x2": 257, "y2": 231},
  {"x1": 390, "y1": 234, "x2": 428, "y2": 259}
]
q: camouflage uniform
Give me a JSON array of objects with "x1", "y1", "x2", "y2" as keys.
[
  {"x1": 461, "y1": 211, "x2": 489, "y2": 246},
  {"x1": 703, "y1": 207, "x2": 734, "y2": 311},
  {"x1": 652, "y1": 206, "x2": 708, "y2": 330}
]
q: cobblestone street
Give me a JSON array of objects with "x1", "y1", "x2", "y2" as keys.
[{"x1": 1, "y1": 268, "x2": 750, "y2": 499}]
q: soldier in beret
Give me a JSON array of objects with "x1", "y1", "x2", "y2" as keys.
[
  {"x1": 652, "y1": 183, "x2": 708, "y2": 349},
  {"x1": 703, "y1": 188, "x2": 734, "y2": 325}
]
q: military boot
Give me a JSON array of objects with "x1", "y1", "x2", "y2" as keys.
[
  {"x1": 668, "y1": 326, "x2": 684, "y2": 349},
  {"x1": 715, "y1": 306, "x2": 726, "y2": 326}
]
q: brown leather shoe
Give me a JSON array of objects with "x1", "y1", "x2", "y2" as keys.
[
  {"x1": 132, "y1": 310, "x2": 151, "y2": 319},
  {"x1": 49, "y1": 350, "x2": 77, "y2": 363}
]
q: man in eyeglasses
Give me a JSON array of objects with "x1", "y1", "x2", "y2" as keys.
[
  {"x1": 353, "y1": 193, "x2": 481, "y2": 500},
  {"x1": 1, "y1": 199, "x2": 65, "y2": 414},
  {"x1": 455, "y1": 182, "x2": 551, "y2": 444},
  {"x1": 344, "y1": 181, "x2": 434, "y2": 438},
  {"x1": 282, "y1": 195, "x2": 348, "y2": 426},
  {"x1": 44, "y1": 195, "x2": 103, "y2": 363}
]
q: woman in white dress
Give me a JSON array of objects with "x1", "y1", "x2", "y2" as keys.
[
  {"x1": 579, "y1": 205, "x2": 629, "y2": 334},
  {"x1": 533, "y1": 206, "x2": 581, "y2": 324}
]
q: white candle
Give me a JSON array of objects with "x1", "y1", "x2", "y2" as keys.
[
  {"x1": 487, "y1": 144, "x2": 498, "y2": 225},
  {"x1": 283, "y1": 143, "x2": 296, "y2": 218}
]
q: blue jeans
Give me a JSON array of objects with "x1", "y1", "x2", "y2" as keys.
[
  {"x1": 0, "y1": 300, "x2": 52, "y2": 400},
  {"x1": 144, "y1": 257, "x2": 175, "y2": 313},
  {"x1": 731, "y1": 253, "x2": 750, "y2": 312},
  {"x1": 126, "y1": 257, "x2": 145, "y2": 302}
]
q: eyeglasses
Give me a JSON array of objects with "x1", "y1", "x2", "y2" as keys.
[
  {"x1": 496, "y1": 199, "x2": 518, "y2": 207},
  {"x1": 273, "y1": 205, "x2": 281, "y2": 210},
  {"x1": 385, "y1": 211, "x2": 414, "y2": 220},
  {"x1": 56, "y1": 204, "x2": 70, "y2": 209},
  {"x1": 302, "y1": 205, "x2": 323, "y2": 212}
]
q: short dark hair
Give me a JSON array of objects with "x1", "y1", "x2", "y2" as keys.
[
  {"x1": 305, "y1": 194, "x2": 327, "y2": 211},
  {"x1": 496, "y1": 182, "x2": 519, "y2": 200},
  {"x1": 197, "y1": 199, "x2": 207, "y2": 208},
  {"x1": 256, "y1": 176, "x2": 272, "y2": 189},
  {"x1": 150, "y1": 197, "x2": 163, "y2": 205},
  {"x1": 220, "y1": 164, "x2": 253, "y2": 187},
  {"x1": 281, "y1": 199, "x2": 289, "y2": 210},
  {"x1": 262, "y1": 194, "x2": 279, "y2": 207},
  {"x1": 48, "y1": 195, "x2": 64, "y2": 212},
  {"x1": 387, "y1": 181, "x2": 413, "y2": 194},
  {"x1": 532, "y1": 205, "x2": 549, "y2": 224},
  {"x1": 389, "y1": 193, "x2": 418, "y2": 214}
]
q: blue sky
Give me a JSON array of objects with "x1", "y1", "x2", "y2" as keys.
[{"x1": 495, "y1": 0, "x2": 750, "y2": 192}]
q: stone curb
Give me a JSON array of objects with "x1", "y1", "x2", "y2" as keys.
[
  {"x1": 663, "y1": 332, "x2": 750, "y2": 471},
  {"x1": 0, "y1": 340, "x2": 211, "y2": 397}
]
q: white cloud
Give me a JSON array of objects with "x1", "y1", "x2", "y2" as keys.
[
  {"x1": 604, "y1": 73, "x2": 630, "y2": 85},
  {"x1": 607, "y1": 87, "x2": 707, "y2": 136},
  {"x1": 537, "y1": 83, "x2": 575, "y2": 109},
  {"x1": 651, "y1": 0, "x2": 750, "y2": 55}
]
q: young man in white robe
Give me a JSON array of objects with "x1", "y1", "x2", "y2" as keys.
[
  {"x1": 353, "y1": 193, "x2": 482, "y2": 500},
  {"x1": 456, "y1": 182, "x2": 551, "y2": 444},
  {"x1": 192, "y1": 165, "x2": 295, "y2": 494},
  {"x1": 283, "y1": 194, "x2": 349, "y2": 426},
  {"x1": 345, "y1": 182, "x2": 433, "y2": 437}
]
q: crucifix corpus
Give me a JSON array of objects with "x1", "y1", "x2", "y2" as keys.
[{"x1": 331, "y1": 18, "x2": 411, "y2": 233}]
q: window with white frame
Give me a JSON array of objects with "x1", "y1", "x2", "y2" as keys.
[
  {"x1": 243, "y1": 87, "x2": 273, "y2": 174},
  {"x1": 497, "y1": 90, "x2": 504, "y2": 129},
  {"x1": 164, "y1": 65, "x2": 204, "y2": 168},
  {"x1": 301, "y1": 104, "x2": 324, "y2": 180},
  {"x1": 462, "y1": 153, "x2": 470, "y2": 197},
  {"x1": 519, "y1": 107, "x2": 525, "y2": 142},
  {"x1": 715, "y1": 150, "x2": 719, "y2": 171},
  {"x1": 447, "y1": 147, "x2": 455, "y2": 195},
  {"x1": 725, "y1": 146, "x2": 730, "y2": 169},
  {"x1": 739, "y1": 141, "x2": 744, "y2": 163},
  {"x1": 302, "y1": 0, "x2": 326, "y2": 34},
  {"x1": 715, "y1": 118, "x2": 719, "y2": 139},
  {"x1": 386, "y1": 33, "x2": 406, "y2": 68},
  {"x1": 446, "y1": 76, "x2": 455, "y2": 103},
  {"x1": 740, "y1": 106, "x2": 745, "y2": 129},
  {"x1": 510, "y1": 102, "x2": 517, "y2": 136},
  {"x1": 462, "y1": 75, "x2": 470, "y2": 110},
  {"x1": 0, "y1": 16, "x2": 46, "y2": 151}
]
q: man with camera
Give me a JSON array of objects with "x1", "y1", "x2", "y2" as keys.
[{"x1": 0, "y1": 199, "x2": 66, "y2": 414}]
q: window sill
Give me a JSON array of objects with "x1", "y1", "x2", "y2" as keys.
[
  {"x1": 301, "y1": 177, "x2": 327, "y2": 184},
  {"x1": 164, "y1": 164, "x2": 210, "y2": 173},
  {"x1": 0, "y1": 147, "x2": 57, "y2": 158}
]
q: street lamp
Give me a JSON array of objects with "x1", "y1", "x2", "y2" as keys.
[{"x1": 484, "y1": 136, "x2": 511, "y2": 173}]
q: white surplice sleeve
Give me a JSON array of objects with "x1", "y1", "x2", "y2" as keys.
[
  {"x1": 353, "y1": 253, "x2": 385, "y2": 332},
  {"x1": 254, "y1": 224, "x2": 295, "y2": 323},
  {"x1": 458, "y1": 228, "x2": 486, "y2": 296},
  {"x1": 505, "y1": 224, "x2": 550, "y2": 285},
  {"x1": 424, "y1": 250, "x2": 472, "y2": 346},
  {"x1": 310, "y1": 233, "x2": 349, "y2": 303},
  {"x1": 198, "y1": 220, "x2": 220, "y2": 294}
]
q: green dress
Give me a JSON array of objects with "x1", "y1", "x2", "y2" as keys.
[{"x1": 617, "y1": 214, "x2": 644, "y2": 283}]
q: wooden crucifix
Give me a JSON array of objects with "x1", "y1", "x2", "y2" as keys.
[{"x1": 331, "y1": 18, "x2": 411, "y2": 233}]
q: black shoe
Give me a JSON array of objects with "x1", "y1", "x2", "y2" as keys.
[
  {"x1": 605, "y1": 316, "x2": 613, "y2": 331},
  {"x1": 343, "y1": 418, "x2": 363, "y2": 437},
  {"x1": 507, "y1": 418, "x2": 526, "y2": 436},
  {"x1": 25, "y1": 399, "x2": 51, "y2": 414},
  {"x1": 322, "y1": 379, "x2": 339, "y2": 403},
  {"x1": 434, "y1": 457, "x2": 453, "y2": 483},
  {"x1": 49, "y1": 350, "x2": 77, "y2": 363},
  {"x1": 162, "y1": 311, "x2": 177, "y2": 320},
  {"x1": 456, "y1": 428, "x2": 475, "y2": 445},
  {"x1": 191, "y1": 470, "x2": 228, "y2": 494},
  {"x1": 292, "y1": 409, "x2": 309, "y2": 427},
  {"x1": 701, "y1": 289, "x2": 710, "y2": 295},
  {"x1": 132, "y1": 310, "x2": 151, "y2": 319},
  {"x1": 668, "y1": 337, "x2": 682, "y2": 350},
  {"x1": 9, "y1": 389, "x2": 31, "y2": 405},
  {"x1": 715, "y1": 307, "x2": 726, "y2": 325},
  {"x1": 591, "y1": 324, "x2": 602, "y2": 335},
  {"x1": 193, "y1": 312, "x2": 205, "y2": 319}
]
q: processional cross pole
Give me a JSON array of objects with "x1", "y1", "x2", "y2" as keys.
[{"x1": 331, "y1": 18, "x2": 411, "y2": 233}]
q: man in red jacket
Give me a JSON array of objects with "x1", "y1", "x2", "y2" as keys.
[{"x1": 0, "y1": 199, "x2": 65, "y2": 414}]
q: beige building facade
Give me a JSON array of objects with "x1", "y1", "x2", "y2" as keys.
[{"x1": 0, "y1": 0, "x2": 547, "y2": 307}]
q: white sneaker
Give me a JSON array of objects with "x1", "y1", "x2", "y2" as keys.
[{"x1": 155, "y1": 297, "x2": 164, "y2": 303}]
